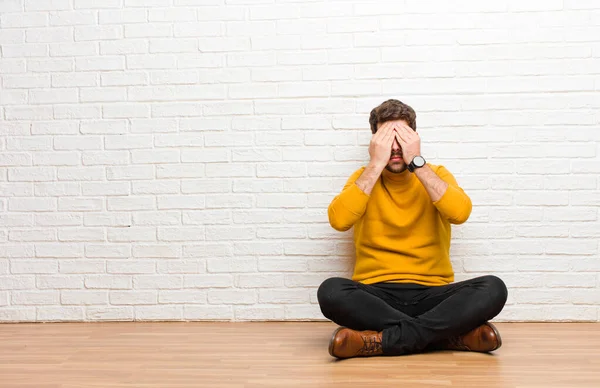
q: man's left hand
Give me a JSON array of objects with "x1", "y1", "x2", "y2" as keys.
[{"x1": 394, "y1": 123, "x2": 422, "y2": 165}]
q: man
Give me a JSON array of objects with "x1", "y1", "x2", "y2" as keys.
[{"x1": 318, "y1": 99, "x2": 508, "y2": 359}]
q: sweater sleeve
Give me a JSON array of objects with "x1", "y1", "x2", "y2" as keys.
[
  {"x1": 327, "y1": 167, "x2": 370, "y2": 231},
  {"x1": 432, "y1": 165, "x2": 472, "y2": 224}
]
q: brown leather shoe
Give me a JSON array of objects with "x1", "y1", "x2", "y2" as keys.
[
  {"x1": 440, "y1": 322, "x2": 502, "y2": 352},
  {"x1": 328, "y1": 327, "x2": 383, "y2": 359}
]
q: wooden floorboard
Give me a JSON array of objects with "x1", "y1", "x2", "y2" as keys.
[{"x1": 0, "y1": 322, "x2": 599, "y2": 387}]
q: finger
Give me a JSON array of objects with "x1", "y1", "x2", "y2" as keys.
[
  {"x1": 401, "y1": 124, "x2": 418, "y2": 139},
  {"x1": 396, "y1": 124, "x2": 414, "y2": 139},
  {"x1": 396, "y1": 134, "x2": 408, "y2": 152},
  {"x1": 383, "y1": 126, "x2": 396, "y2": 145},
  {"x1": 373, "y1": 122, "x2": 390, "y2": 140},
  {"x1": 395, "y1": 127, "x2": 409, "y2": 144}
]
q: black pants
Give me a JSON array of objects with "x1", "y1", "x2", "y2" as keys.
[{"x1": 317, "y1": 275, "x2": 508, "y2": 356}]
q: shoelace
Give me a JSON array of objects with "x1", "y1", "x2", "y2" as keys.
[{"x1": 358, "y1": 335, "x2": 382, "y2": 355}]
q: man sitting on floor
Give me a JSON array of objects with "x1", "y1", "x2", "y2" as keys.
[{"x1": 318, "y1": 99, "x2": 508, "y2": 359}]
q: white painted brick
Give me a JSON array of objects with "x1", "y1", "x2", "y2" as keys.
[
  {"x1": 110, "y1": 291, "x2": 156, "y2": 305},
  {"x1": 0, "y1": 30, "x2": 25, "y2": 45},
  {"x1": 133, "y1": 211, "x2": 179, "y2": 226},
  {"x1": 232, "y1": 180, "x2": 283, "y2": 194},
  {"x1": 84, "y1": 213, "x2": 131, "y2": 227},
  {"x1": 58, "y1": 197, "x2": 102, "y2": 212},
  {"x1": 36, "y1": 243, "x2": 84, "y2": 258},
  {"x1": 1, "y1": 214, "x2": 34, "y2": 227},
  {"x1": 183, "y1": 243, "x2": 232, "y2": 258},
  {"x1": 5, "y1": 106, "x2": 53, "y2": 120},
  {"x1": 158, "y1": 260, "x2": 205, "y2": 274},
  {"x1": 27, "y1": 58, "x2": 74, "y2": 73},
  {"x1": 61, "y1": 290, "x2": 107, "y2": 305},
  {"x1": 205, "y1": 226, "x2": 254, "y2": 241},
  {"x1": 37, "y1": 307, "x2": 84, "y2": 322},
  {"x1": 108, "y1": 260, "x2": 156, "y2": 274},
  {"x1": 86, "y1": 307, "x2": 134, "y2": 321},
  {"x1": 7, "y1": 137, "x2": 52, "y2": 151},
  {"x1": 55, "y1": 168, "x2": 102, "y2": 183},
  {"x1": 236, "y1": 274, "x2": 284, "y2": 288},
  {"x1": 184, "y1": 274, "x2": 233, "y2": 288},
  {"x1": 126, "y1": 0, "x2": 171, "y2": 6},
  {"x1": 174, "y1": 22, "x2": 223, "y2": 37},
  {"x1": 157, "y1": 227, "x2": 205, "y2": 242},
  {"x1": 13, "y1": 291, "x2": 62, "y2": 306},
  {"x1": 2, "y1": 13, "x2": 47, "y2": 28},
  {"x1": 9, "y1": 197, "x2": 56, "y2": 212},
  {"x1": 9, "y1": 229, "x2": 56, "y2": 242},
  {"x1": 0, "y1": 90, "x2": 27, "y2": 105},
  {"x1": 134, "y1": 275, "x2": 182, "y2": 289},
  {"x1": 132, "y1": 243, "x2": 180, "y2": 258},
  {"x1": 107, "y1": 227, "x2": 155, "y2": 242},
  {"x1": 207, "y1": 258, "x2": 255, "y2": 273},
  {"x1": 184, "y1": 305, "x2": 232, "y2": 320},
  {"x1": 0, "y1": 276, "x2": 36, "y2": 290},
  {"x1": 50, "y1": 10, "x2": 96, "y2": 26},
  {"x1": 60, "y1": 260, "x2": 105, "y2": 274},
  {"x1": 284, "y1": 242, "x2": 336, "y2": 257},
  {"x1": 36, "y1": 213, "x2": 82, "y2": 226},
  {"x1": 26, "y1": 27, "x2": 72, "y2": 43},
  {"x1": 3, "y1": 74, "x2": 50, "y2": 89},
  {"x1": 183, "y1": 210, "x2": 230, "y2": 225},
  {"x1": 1, "y1": 3, "x2": 599, "y2": 323},
  {"x1": 99, "y1": 9, "x2": 146, "y2": 24},
  {"x1": 152, "y1": 103, "x2": 202, "y2": 117},
  {"x1": 0, "y1": 308, "x2": 36, "y2": 322},
  {"x1": 37, "y1": 275, "x2": 84, "y2": 289},
  {"x1": 1, "y1": 44, "x2": 47, "y2": 58},
  {"x1": 58, "y1": 227, "x2": 104, "y2": 242},
  {"x1": 208, "y1": 289, "x2": 256, "y2": 305},
  {"x1": 74, "y1": 0, "x2": 120, "y2": 8},
  {"x1": 85, "y1": 275, "x2": 132, "y2": 289},
  {"x1": 49, "y1": 42, "x2": 96, "y2": 58},
  {"x1": 132, "y1": 180, "x2": 179, "y2": 195},
  {"x1": 75, "y1": 26, "x2": 122, "y2": 41},
  {"x1": 131, "y1": 150, "x2": 179, "y2": 164},
  {"x1": 54, "y1": 104, "x2": 102, "y2": 119},
  {"x1": 149, "y1": 8, "x2": 196, "y2": 22},
  {"x1": 135, "y1": 305, "x2": 183, "y2": 321},
  {"x1": 235, "y1": 305, "x2": 285, "y2": 320},
  {"x1": 0, "y1": 153, "x2": 32, "y2": 167},
  {"x1": 285, "y1": 304, "x2": 325, "y2": 320},
  {"x1": 155, "y1": 165, "x2": 204, "y2": 179},
  {"x1": 127, "y1": 54, "x2": 177, "y2": 69},
  {"x1": 159, "y1": 290, "x2": 206, "y2": 304}
]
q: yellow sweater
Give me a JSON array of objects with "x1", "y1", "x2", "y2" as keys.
[{"x1": 327, "y1": 164, "x2": 472, "y2": 286}]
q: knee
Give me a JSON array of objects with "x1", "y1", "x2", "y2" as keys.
[
  {"x1": 481, "y1": 275, "x2": 508, "y2": 309},
  {"x1": 317, "y1": 277, "x2": 349, "y2": 318},
  {"x1": 317, "y1": 277, "x2": 345, "y2": 306}
]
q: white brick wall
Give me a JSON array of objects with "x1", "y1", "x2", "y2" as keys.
[{"x1": 1, "y1": 0, "x2": 599, "y2": 323}]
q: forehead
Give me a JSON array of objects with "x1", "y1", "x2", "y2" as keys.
[{"x1": 376, "y1": 119, "x2": 409, "y2": 130}]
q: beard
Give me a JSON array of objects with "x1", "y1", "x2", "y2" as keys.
[{"x1": 385, "y1": 151, "x2": 406, "y2": 173}]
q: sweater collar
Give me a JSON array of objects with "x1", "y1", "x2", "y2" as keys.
[{"x1": 381, "y1": 167, "x2": 413, "y2": 184}]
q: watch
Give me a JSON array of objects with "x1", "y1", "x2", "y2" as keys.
[{"x1": 407, "y1": 156, "x2": 426, "y2": 172}]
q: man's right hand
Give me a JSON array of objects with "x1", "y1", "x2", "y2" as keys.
[
  {"x1": 354, "y1": 123, "x2": 395, "y2": 195},
  {"x1": 368, "y1": 122, "x2": 395, "y2": 169}
]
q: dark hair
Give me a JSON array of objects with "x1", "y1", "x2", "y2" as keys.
[{"x1": 369, "y1": 99, "x2": 417, "y2": 134}]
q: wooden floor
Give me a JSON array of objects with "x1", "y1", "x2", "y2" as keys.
[{"x1": 0, "y1": 322, "x2": 599, "y2": 388}]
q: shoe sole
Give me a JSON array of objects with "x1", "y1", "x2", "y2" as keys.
[
  {"x1": 328, "y1": 327, "x2": 345, "y2": 358},
  {"x1": 486, "y1": 322, "x2": 502, "y2": 351}
]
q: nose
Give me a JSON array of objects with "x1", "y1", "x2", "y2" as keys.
[{"x1": 391, "y1": 138, "x2": 401, "y2": 152}]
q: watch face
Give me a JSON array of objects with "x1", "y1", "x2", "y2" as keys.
[{"x1": 414, "y1": 156, "x2": 426, "y2": 167}]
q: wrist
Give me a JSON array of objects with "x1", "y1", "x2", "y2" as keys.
[{"x1": 368, "y1": 160, "x2": 387, "y2": 171}]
